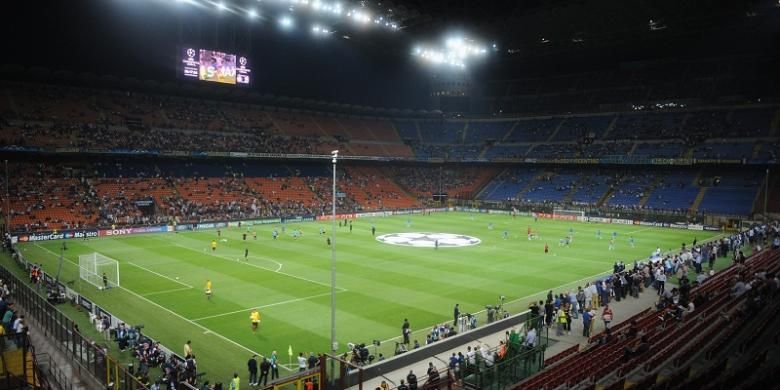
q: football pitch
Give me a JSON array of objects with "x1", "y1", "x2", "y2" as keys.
[{"x1": 16, "y1": 212, "x2": 720, "y2": 382}]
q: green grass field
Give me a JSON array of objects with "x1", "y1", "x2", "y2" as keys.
[{"x1": 15, "y1": 212, "x2": 720, "y2": 385}]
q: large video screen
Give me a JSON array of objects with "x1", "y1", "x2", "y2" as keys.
[{"x1": 180, "y1": 47, "x2": 251, "y2": 86}]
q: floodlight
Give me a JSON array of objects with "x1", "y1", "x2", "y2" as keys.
[
  {"x1": 279, "y1": 16, "x2": 294, "y2": 28},
  {"x1": 216, "y1": 2, "x2": 226, "y2": 11},
  {"x1": 248, "y1": 9, "x2": 258, "y2": 19}
]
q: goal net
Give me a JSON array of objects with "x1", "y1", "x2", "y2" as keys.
[
  {"x1": 79, "y1": 253, "x2": 120, "y2": 290},
  {"x1": 552, "y1": 209, "x2": 585, "y2": 221}
]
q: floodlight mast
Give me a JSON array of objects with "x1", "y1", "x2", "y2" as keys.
[{"x1": 330, "y1": 150, "x2": 338, "y2": 359}]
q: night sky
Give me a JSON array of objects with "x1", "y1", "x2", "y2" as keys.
[{"x1": 2, "y1": 0, "x2": 436, "y2": 109}]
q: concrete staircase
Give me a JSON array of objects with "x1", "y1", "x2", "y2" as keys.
[
  {"x1": 627, "y1": 142, "x2": 639, "y2": 156},
  {"x1": 601, "y1": 116, "x2": 619, "y2": 139},
  {"x1": 638, "y1": 175, "x2": 664, "y2": 207},
  {"x1": 545, "y1": 119, "x2": 566, "y2": 143},
  {"x1": 752, "y1": 143, "x2": 763, "y2": 160},
  {"x1": 690, "y1": 187, "x2": 709, "y2": 214},
  {"x1": 770, "y1": 109, "x2": 780, "y2": 137},
  {"x1": 596, "y1": 186, "x2": 615, "y2": 207},
  {"x1": 414, "y1": 121, "x2": 424, "y2": 142},
  {"x1": 25, "y1": 322, "x2": 93, "y2": 390},
  {"x1": 515, "y1": 173, "x2": 545, "y2": 200},
  {"x1": 460, "y1": 121, "x2": 470, "y2": 143},
  {"x1": 562, "y1": 183, "x2": 579, "y2": 204},
  {"x1": 501, "y1": 121, "x2": 521, "y2": 142}
]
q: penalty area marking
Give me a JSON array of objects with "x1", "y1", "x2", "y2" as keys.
[
  {"x1": 128, "y1": 262, "x2": 193, "y2": 288},
  {"x1": 190, "y1": 291, "x2": 346, "y2": 322},
  {"x1": 154, "y1": 236, "x2": 345, "y2": 292},
  {"x1": 32, "y1": 243, "x2": 292, "y2": 371},
  {"x1": 141, "y1": 287, "x2": 193, "y2": 297}
]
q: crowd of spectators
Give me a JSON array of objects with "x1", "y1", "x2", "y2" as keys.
[
  {"x1": 389, "y1": 166, "x2": 482, "y2": 199},
  {"x1": 0, "y1": 280, "x2": 25, "y2": 348},
  {"x1": 2, "y1": 82, "x2": 777, "y2": 164}
]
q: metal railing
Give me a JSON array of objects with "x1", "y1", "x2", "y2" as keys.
[{"x1": 0, "y1": 264, "x2": 147, "y2": 390}]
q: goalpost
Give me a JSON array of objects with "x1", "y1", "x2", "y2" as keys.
[
  {"x1": 552, "y1": 209, "x2": 585, "y2": 221},
  {"x1": 79, "y1": 252, "x2": 120, "y2": 290}
]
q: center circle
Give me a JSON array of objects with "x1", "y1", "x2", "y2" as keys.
[{"x1": 375, "y1": 232, "x2": 481, "y2": 248}]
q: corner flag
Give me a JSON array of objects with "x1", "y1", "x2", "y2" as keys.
[{"x1": 288, "y1": 345, "x2": 293, "y2": 356}]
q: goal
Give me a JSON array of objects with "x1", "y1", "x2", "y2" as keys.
[
  {"x1": 552, "y1": 209, "x2": 585, "y2": 221},
  {"x1": 79, "y1": 253, "x2": 120, "y2": 290}
]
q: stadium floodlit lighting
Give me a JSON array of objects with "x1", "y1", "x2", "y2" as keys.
[
  {"x1": 247, "y1": 8, "x2": 258, "y2": 19},
  {"x1": 216, "y1": 1, "x2": 226, "y2": 11},
  {"x1": 279, "y1": 15, "x2": 294, "y2": 28},
  {"x1": 311, "y1": 24, "x2": 330, "y2": 36},
  {"x1": 413, "y1": 34, "x2": 490, "y2": 69}
]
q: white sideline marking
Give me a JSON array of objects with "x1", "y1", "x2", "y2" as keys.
[
  {"x1": 376, "y1": 268, "x2": 617, "y2": 345},
  {"x1": 141, "y1": 287, "x2": 193, "y2": 297},
  {"x1": 31, "y1": 243, "x2": 293, "y2": 371},
  {"x1": 128, "y1": 262, "x2": 193, "y2": 288},
  {"x1": 155, "y1": 237, "x2": 346, "y2": 292},
  {"x1": 375, "y1": 232, "x2": 730, "y2": 345},
  {"x1": 191, "y1": 291, "x2": 345, "y2": 322}
]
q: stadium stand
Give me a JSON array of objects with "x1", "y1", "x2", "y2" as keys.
[
  {"x1": 512, "y1": 228, "x2": 780, "y2": 390},
  {"x1": 479, "y1": 168, "x2": 540, "y2": 201}
]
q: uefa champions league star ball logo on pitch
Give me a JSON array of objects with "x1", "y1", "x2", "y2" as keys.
[{"x1": 376, "y1": 232, "x2": 481, "y2": 248}]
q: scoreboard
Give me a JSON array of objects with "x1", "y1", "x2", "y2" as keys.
[{"x1": 180, "y1": 47, "x2": 251, "y2": 86}]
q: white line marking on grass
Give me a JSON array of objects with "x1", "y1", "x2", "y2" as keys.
[
  {"x1": 141, "y1": 287, "x2": 193, "y2": 297},
  {"x1": 375, "y1": 231, "x2": 730, "y2": 346},
  {"x1": 32, "y1": 243, "x2": 292, "y2": 371},
  {"x1": 626, "y1": 228, "x2": 650, "y2": 235},
  {"x1": 377, "y1": 267, "x2": 616, "y2": 346},
  {"x1": 157, "y1": 237, "x2": 346, "y2": 292},
  {"x1": 190, "y1": 291, "x2": 344, "y2": 321},
  {"x1": 128, "y1": 262, "x2": 193, "y2": 288}
]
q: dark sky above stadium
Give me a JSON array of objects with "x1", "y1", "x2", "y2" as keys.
[
  {"x1": 2, "y1": 0, "x2": 778, "y2": 109},
  {"x1": 3, "y1": 0, "x2": 436, "y2": 108}
]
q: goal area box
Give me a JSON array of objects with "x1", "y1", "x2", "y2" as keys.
[{"x1": 79, "y1": 252, "x2": 120, "y2": 290}]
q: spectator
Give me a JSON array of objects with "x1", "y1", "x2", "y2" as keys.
[
  {"x1": 602, "y1": 304, "x2": 614, "y2": 329},
  {"x1": 247, "y1": 355, "x2": 258, "y2": 386}
]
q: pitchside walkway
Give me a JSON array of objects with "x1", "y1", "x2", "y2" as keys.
[{"x1": 355, "y1": 283, "x2": 662, "y2": 389}]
